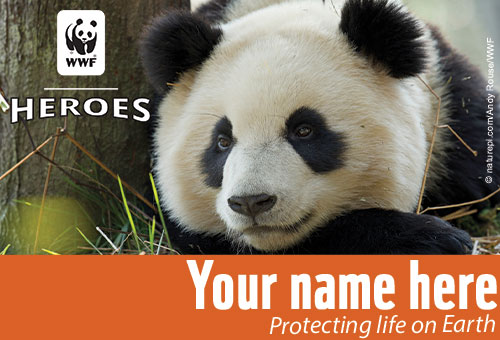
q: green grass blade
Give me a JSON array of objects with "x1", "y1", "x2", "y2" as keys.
[
  {"x1": 118, "y1": 176, "x2": 141, "y2": 252},
  {"x1": 41, "y1": 249, "x2": 60, "y2": 255},
  {"x1": 149, "y1": 173, "x2": 172, "y2": 251},
  {"x1": 149, "y1": 216, "x2": 156, "y2": 255},
  {"x1": 76, "y1": 227, "x2": 103, "y2": 255},
  {"x1": 1, "y1": 244, "x2": 11, "y2": 255}
]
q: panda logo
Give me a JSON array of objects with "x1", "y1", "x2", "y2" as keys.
[
  {"x1": 57, "y1": 10, "x2": 105, "y2": 76},
  {"x1": 65, "y1": 18, "x2": 98, "y2": 55}
]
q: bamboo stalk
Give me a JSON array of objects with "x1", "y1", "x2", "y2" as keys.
[
  {"x1": 416, "y1": 75, "x2": 441, "y2": 214},
  {"x1": 437, "y1": 124, "x2": 478, "y2": 156},
  {"x1": 420, "y1": 187, "x2": 500, "y2": 215},
  {"x1": 0, "y1": 136, "x2": 54, "y2": 182}
]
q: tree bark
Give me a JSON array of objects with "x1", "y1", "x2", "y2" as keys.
[{"x1": 0, "y1": 0, "x2": 190, "y2": 252}]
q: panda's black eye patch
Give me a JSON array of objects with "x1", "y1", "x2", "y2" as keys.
[
  {"x1": 87, "y1": 32, "x2": 92, "y2": 38},
  {"x1": 286, "y1": 107, "x2": 346, "y2": 173},
  {"x1": 78, "y1": 30, "x2": 84, "y2": 36},
  {"x1": 201, "y1": 117, "x2": 234, "y2": 188}
]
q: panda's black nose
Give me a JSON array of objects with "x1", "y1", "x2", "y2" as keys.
[{"x1": 228, "y1": 194, "x2": 277, "y2": 218}]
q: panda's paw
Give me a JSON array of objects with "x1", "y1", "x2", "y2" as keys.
[{"x1": 397, "y1": 214, "x2": 473, "y2": 255}]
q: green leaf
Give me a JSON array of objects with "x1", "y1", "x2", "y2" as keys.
[
  {"x1": 76, "y1": 227, "x2": 103, "y2": 255},
  {"x1": 118, "y1": 176, "x2": 141, "y2": 252},
  {"x1": 1, "y1": 244, "x2": 11, "y2": 255},
  {"x1": 41, "y1": 249, "x2": 61, "y2": 255},
  {"x1": 149, "y1": 173, "x2": 173, "y2": 252}
]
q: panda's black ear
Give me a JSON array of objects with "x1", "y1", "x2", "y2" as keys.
[
  {"x1": 76, "y1": 19, "x2": 83, "y2": 25},
  {"x1": 339, "y1": 0, "x2": 427, "y2": 78},
  {"x1": 141, "y1": 11, "x2": 223, "y2": 94},
  {"x1": 90, "y1": 20, "x2": 97, "y2": 27}
]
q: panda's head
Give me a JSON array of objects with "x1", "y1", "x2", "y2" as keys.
[
  {"x1": 141, "y1": 0, "x2": 431, "y2": 251},
  {"x1": 75, "y1": 18, "x2": 97, "y2": 43}
]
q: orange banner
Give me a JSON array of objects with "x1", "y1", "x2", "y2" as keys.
[{"x1": 0, "y1": 256, "x2": 498, "y2": 339}]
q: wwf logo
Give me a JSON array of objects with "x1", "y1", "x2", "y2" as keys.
[
  {"x1": 65, "y1": 18, "x2": 98, "y2": 55},
  {"x1": 57, "y1": 10, "x2": 105, "y2": 76}
]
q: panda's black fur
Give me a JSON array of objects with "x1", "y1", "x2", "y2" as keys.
[
  {"x1": 141, "y1": 0, "x2": 499, "y2": 254},
  {"x1": 423, "y1": 27, "x2": 499, "y2": 209},
  {"x1": 141, "y1": 12, "x2": 222, "y2": 94},
  {"x1": 196, "y1": 0, "x2": 232, "y2": 24}
]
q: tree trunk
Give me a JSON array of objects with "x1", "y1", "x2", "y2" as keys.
[{"x1": 0, "y1": 0, "x2": 190, "y2": 253}]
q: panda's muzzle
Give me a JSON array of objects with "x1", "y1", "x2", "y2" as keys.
[
  {"x1": 227, "y1": 194, "x2": 277, "y2": 218},
  {"x1": 241, "y1": 212, "x2": 313, "y2": 236}
]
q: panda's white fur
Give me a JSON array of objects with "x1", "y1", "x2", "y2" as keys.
[{"x1": 141, "y1": 0, "x2": 495, "y2": 254}]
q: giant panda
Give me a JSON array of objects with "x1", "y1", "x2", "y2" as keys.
[{"x1": 140, "y1": 0, "x2": 499, "y2": 254}]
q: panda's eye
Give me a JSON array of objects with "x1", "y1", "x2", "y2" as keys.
[
  {"x1": 87, "y1": 32, "x2": 92, "y2": 38},
  {"x1": 217, "y1": 135, "x2": 232, "y2": 151},
  {"x1": 295, "y1": 125, "x2": 313, "y2": 138},
  {"x1": 78, "y1": 30, "x2": 84, "y2": 36}
]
